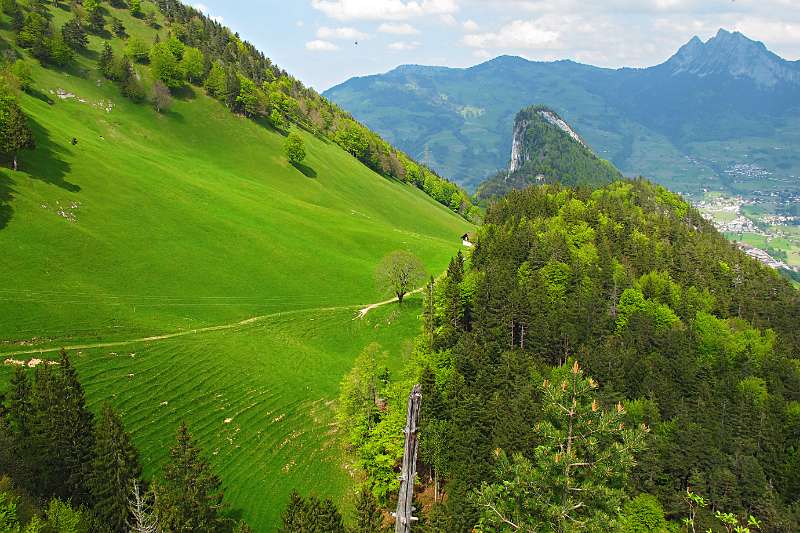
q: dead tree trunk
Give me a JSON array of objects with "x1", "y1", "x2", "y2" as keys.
[{"x1": 393, "y1": 384, "x2": 421, "y2": 533}]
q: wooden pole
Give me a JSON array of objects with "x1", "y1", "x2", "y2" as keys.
[{"x1": 393, "y1": 384, "x2": 421, "y2": 533}]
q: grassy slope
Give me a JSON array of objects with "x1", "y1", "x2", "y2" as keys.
[{"x1": 0, "y1": 3, "x2": 471, "y2": 528}]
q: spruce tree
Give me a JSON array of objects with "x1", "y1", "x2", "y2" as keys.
[
  {"x1": 99, "y1": 42, "x2": 114, "y2": 79},
  {"x1": 281, "y1": 490, "x2": 307, "y2": 532},
  {"x1": 354, "y1": 489, "x2": 384, "y2": 532},
  {"x1": 57, "y1": 350, "x2": 96, "y2": 506},
  {"x1": 61, "y1": 17, "x2": 88, "y2": 50},
  {"x1": 156, "y1": 422, "x2": 226, "y2": 532},
  {"x1": 91, "y1": 404, "x2": 142, "y2": 533}
]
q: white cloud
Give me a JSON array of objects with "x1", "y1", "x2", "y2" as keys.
[
  {"x1": 310, "y1": 0, "x2": 458, "y2": 21},
  {"x1": 306, "y1": 39, "x2": 340, "y2": 51},
  {"x1": 439, "y1": 14, "x2": 458, "y2": 26},
  {"x1": 463, "y1": 19, "x2": 560, "y2": 49},
  {"x1": 296, "y1": 20, "x2": 305, "y2": 27},
  {"x1": 458, "y1": 0, "x2": 800, "y2": 67},
  {"x1": 462, "y1": 19, "x2": 479, "y2": 32},
  {"x1": 317, "y1": 26, "x2": 370, "y2": 40},
  {"x1": 378, "y1": 22, "x2": 419, "y2": 34},
  {"x1": 193, "y1": 3, "x2": 222, "y2": 23},
  {"x1": 388, "y1": 40, "x2": 421, "y2": 50}
]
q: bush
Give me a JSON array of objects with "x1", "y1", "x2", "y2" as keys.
[{"x1": 284, "y1": 133, "x2": 306, "y2": 165}]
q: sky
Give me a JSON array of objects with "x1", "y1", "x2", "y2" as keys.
[{"x1": 191, "y1": 0, "x2": 800, "y2": 91}]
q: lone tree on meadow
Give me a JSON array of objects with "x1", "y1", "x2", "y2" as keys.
[
  {"x1": 0, "y1": 87, "x2": 34, "y2": 171},
  {"x1": 284, "y1": 132, "x2": 306, "y2": 166},
  {"x1": 375, "y1": 250, "x2": 427, "y2": 304}
]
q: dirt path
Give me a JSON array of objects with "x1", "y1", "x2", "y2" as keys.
[
  {"x1": 3, "y1": 284, "x2": 434, "y2": 359},
  {"x1": 356, "y1": 285, "x2": 427, "y2": 319},
  {"x1": 2, "y1": 305, "x2": 357, "y2": 358}
]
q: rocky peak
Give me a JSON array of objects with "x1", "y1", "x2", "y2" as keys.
[{"x1": 664, "y1": 29, "x2": 799, "y2": 87}]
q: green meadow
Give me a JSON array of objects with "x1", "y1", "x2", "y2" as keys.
[{"x1": 0, "y1": 3, "x2": 471, "y2": 528}]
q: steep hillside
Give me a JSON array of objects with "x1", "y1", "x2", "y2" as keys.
[
  {"x1": 477, "y1": 105, "x2": 622, "y2": 199},
  {"x1": 0, "y1": 1, "x2": 471, "y2": 529},
  {"x1": 347, "y1": 180, "x2": 800, "y2": 531},
  {"x1": 324, "y1": 29, "x2": 800, "y2": 196}
]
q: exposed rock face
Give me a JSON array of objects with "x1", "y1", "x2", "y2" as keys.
[
  {"x1": 509, "y1": 119, "x2": 529, "y2": 174},
  {"x1": 509, "y1": 109, "x2": 586, "y2": 173},
  {"x1": 538, "y1": 110, "x2": 586, "y2": 148},
  {"x1": 664, "y1": 29, "x2": 800, "y2": 88}
]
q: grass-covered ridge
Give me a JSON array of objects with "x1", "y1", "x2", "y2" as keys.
[{"x1": 0, "y1": 1, "x2": 471, "y2": 529}]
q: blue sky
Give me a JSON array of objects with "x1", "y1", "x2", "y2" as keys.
[{"x1": 192, "y1": 1, "x2": 800, "y2": 91}]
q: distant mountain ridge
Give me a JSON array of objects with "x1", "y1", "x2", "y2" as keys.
[
  {"x1": 663, "y1": 29, "x2": 800, "y2": 87},
  {"x1": 478, "y1": 106, "x2": 622, "y2": 199},
  {"x1": 324, "y1": 29, "x2": 800, "y2": 194}
]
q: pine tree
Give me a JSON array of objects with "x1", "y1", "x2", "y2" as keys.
[
  {"x1": 280, "y1": 490, "x2": 307, "y2": 532},
  {"x1": 57, "y1": 350, "x2": 96, "y2": 506},
  {"x1": 354, "y1": 489, "x2": 384, "y2": 532},
  {"x1": 5, "y1": 367, "x2": 33, "y2": 486},
  {"x1": 61, "y1": 17, "x2": 88, "y2": 50},
  {"x1": 156, "y1": 422, "x2": 226, "y2": 532},
  {"x1": 91, "y1": 404, "x2": 142, "y2": 533},
  {"x1": 99, "y1": 42, "x2": 114, "y2": 79}
]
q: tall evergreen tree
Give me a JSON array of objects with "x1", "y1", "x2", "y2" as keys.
[
  {"x1": 61, "y1": 17, "x2": 88, "y2": 50},
  {"x1": 156, "y1": 421, "x2": 226, "y2": 532},
  {"x1": 99, "y1": 42, "x2": 114, "y2": 79},
  {"x1": 57, "y1": 349, "x2": 96, "y2": 506},
  {"x1": 354, "y1": 489, "x2": 384, "y2": 532},
  {"x1": 91, "y1": 404, "x2": 143, "y2": 533}
]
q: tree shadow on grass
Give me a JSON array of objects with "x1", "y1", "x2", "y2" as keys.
[
  {"x1": 25, "y1": 88, "x2": 55, "y2": 106},
  {"x1": 172, "y1": 84, "x2": 197, "y2": 101},
  {"x1": 0, "y1": 173, "x2": 15, "y2": 230},
  {"x1": 22, "y1": 118, "x2": 79, "y2": 193},
  {"x1": 292, "y1": 162, "x2": 317, "y2": 178}
]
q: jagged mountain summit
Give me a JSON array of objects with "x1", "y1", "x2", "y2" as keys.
[
  {"x1": 324, "y1": 29, "x2": 800, "y2": 194},
  {"x1": 663, "y1": 29, "x2": 800, "y2": 87},
  {"x1": 478, "y1": 106, "x2": 621, "y2": 199}
]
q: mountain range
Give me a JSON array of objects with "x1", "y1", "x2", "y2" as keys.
[{"x1": 324, "y1": 29, "x2": 800, "y2": 195}]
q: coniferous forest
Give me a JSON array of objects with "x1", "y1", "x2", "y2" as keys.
[{"x1": 333, "y1": 180, "x2": 800, "y2": 532}]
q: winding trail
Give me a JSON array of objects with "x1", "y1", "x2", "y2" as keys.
[{"x1": 2, "y1": 286, "x2": 426, "y2": 358}]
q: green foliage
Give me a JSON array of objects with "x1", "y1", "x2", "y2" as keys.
[
  {"x1": 474, "y1": 361, "x2": 648, "y2": 532},
  {"x1": 180, "y1": 47, "x2": 205, "y2": 84},
  {"x1": 204, "y1": 60, "x2": 226, "y2": 99},
  {"x1": 61, "y1": 18, "x2": 88, "y2": 51},
  {"x1": 284, "y1": 132, "x2": 306, "y2": 165},
  {"x1": 619, "y1": 494, "x2": 670, "y2": 533},
  {"x1": 374, "y1": 250, "x2": 427, "y2": 303},
  {"x1": 44, "y1": 498, "x2": 88, "y2": 533},
  {"x1": 90, "y1": 404, "x2": 142, "y2": 533},
  {"x1": 280, "y1": 490, "x2": 345, "y2": 533},
  {"x1": 10, "y1": 60, "x2": 32, "y2": 93},
  {"x1": 0, "y1": 490, "x2": 20, "y2": 532},
  {"x1": 149, "y1": 42, "x2": 182, "y2": 89},
  {"x1": 0, "y1": 85, "x2": 35, "y2": 169},
  {"x1": 236, "y1": 75, "x2": 263, "y2": 117},
  {"x1": 129, "y1": 0, "x2": 142, "y2": 17},
  {"x1": 125, "y1": 37, "x2": 150, "y2": 63},
  {"x1": 155, "y1": 422, "x2": 226, "y2": 532},
  {"x1": 354, "y1": 489, "x2": 385, "y2": 532},
  {"x1": 350, "y1": 179, "x2": 800, "y2": 529}
]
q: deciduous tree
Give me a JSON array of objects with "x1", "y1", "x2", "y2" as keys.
[{"x1": 374, "y1": 250, "x2": 427, "y2": 304}]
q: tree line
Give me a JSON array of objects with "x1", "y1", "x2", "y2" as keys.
[
  {"x1": 336, "y1": 179, "x2": 800, "y2": 531},
  {"x1": 0, "y1": 349, "x2": 250, "y2": 532},
  {"x1": 0, "y1": 0, "x2": 478, "y2": 219}
]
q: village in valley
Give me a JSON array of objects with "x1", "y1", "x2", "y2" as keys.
[{"x1": 694, "y1": 192, "x2": 800, "y2": 277}]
